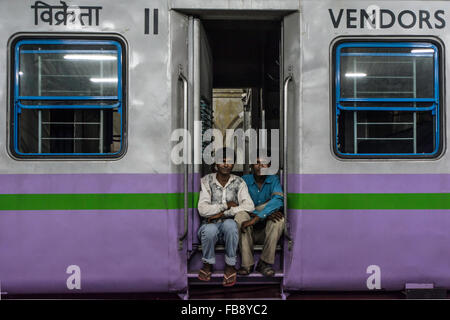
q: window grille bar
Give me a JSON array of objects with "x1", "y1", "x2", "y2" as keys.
[
  {"x1": 364, "y1": 76, "x2": 414, "y2": 79},
  {"x1": 38, "y1": 110, "x2": 42, "y2": 154},
  {"x1": 342, "y1": 52, "x2": 433, "y2": 57},
  {"x1": 18, "y1": 96, "x2": 118, "y2": 100},
  {"x1": 337, "y1": 104, "x2": 436, "y2": 112},
  {"x1": 356, "y1": 61, "x2": 419, "y2": 64},
  {"x1": 336, "y1": 42, "x2": 437, "y2": 49},
  {"x1": 99, "y1": 110, "x2": 104, "y2": 153},
  {"x1": 38, "y1": 55, "x2": 42, "y2": 154},
  {"x1": 340, "y1": 98, "x2": 435, "y2": 102},
  {"x1": 42, "y1": 90, "x2": 107, "y2": 93},
  {"x1": 41, "y1": 75, "x2": 112, "y2": 78},
  {"x1": 37, "y1": 58, "x2": 115, "y2": 63},
  {"x1": 413, "y1": 58, "x2": 417, "y2": 153},
  {"x1": 357, "y1": 138, "x2": 414, "y2": 140},
  {"x1": 73, "y1": 111, "x2": 76, "y2": 153},
  {"x1": 356, "y1": 91, "x2": 415, "y2": 94},
  {"x1": 99, "y1": 59, "x2": 104, "y2": 153},
  {"x1": 21, "y1": 50, "x2": 118, "y2": 54},
  {"x1": 353, "y1": 58, "x2": 358, "y2": 154},
  {"x1": 357, "y1": 122, "x2": 414, "y2": 125},
  {"x1": 42, "y1": 122, "x2": 101, "y2": 125},
  {"x1": 41, "y1": 137, "x2": 101, "y2": 140},
  {"x1": 17, "y1": 102, "x2": 120, "y2": 110}
]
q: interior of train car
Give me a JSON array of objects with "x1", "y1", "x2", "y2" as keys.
[{"x1": 204, "y1": 20, "x2": 281, "y2": 175}]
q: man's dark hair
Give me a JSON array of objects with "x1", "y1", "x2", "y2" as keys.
[
  {"x1": 214, "y1": 147, "x2": 236, "y2": 164},
  {"x1": 255, "y1": 148, "x2": 271, "y2": 164}
]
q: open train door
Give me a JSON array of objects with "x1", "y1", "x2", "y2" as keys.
[
  {"x1": 169, "y1": 11, "x2": 213, "y2": 297},
  {"x1": 281, "y1": 11, "x2": 300, "y2": 296},
  {"x1": 186, "y1": 18, "x2": 214, "y2": 280},
  {"x1": 189, "y1": 18, "x2": 213, "y2": 254},
  {"x1": 169, "y1": 9, "x2": 191, "y2": 294}
]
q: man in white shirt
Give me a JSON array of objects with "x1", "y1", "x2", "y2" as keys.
[{"x1": 197, "y1": 147, "x2": 255, "y2": 287}]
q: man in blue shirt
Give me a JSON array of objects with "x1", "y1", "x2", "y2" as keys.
[{"x1": 235, "y1": 154, "x2": 285, "y2": 277}]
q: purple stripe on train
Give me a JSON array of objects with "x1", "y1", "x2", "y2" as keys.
[
  {"x1": 2, "y1": 173, "x2": 450, "y2": 194},
  {"x1": 0, "y1": 173, "x2": 201, "y2": 194},
  {"x1": 284, "y1": 209, "x2": 450, "y2": 290},
  {"x1": 287, "y1": 174, "x2": 450, "y2": 194},
  {"x1": 0, "y1": 210, "x2": 186, "y2": 294}
]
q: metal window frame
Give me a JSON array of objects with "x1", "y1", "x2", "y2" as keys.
[
  {"x1": 333, "y1": 40, "x2": 443, "y2": 158},
  {"x1": 10, "y1": 37, "x2": 126, "y2": 159}
]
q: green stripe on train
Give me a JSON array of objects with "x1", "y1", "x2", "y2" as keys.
[
  {"x1": 287, "y1": 193, "x2": 450, "y2": 210},
  {"x1": 1, "y1": 193, "x2": 450, "y2": 210},
  {"x1": 0, "y1": 193, "x2": 200, "y2": 210}
]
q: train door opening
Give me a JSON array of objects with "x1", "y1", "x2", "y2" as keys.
[
  {"x1": 171, "y1": 10, "x2": 299, "y2": 296},
  {"x1": 190, "y1": 18, "x2": 284, "y2": 276}
]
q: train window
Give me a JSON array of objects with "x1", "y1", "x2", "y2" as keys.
[
  {"x1": 10, "y1": 38, "x2": 126, "y2": 158},
  {"x1": 333, "y1": 41, "x2": 442, "y2": 158}
]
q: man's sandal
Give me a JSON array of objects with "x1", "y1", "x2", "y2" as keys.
[
  {"x1": 255, "y1": 260, "x2": 275, "y2": 277},
  {"x1": 237, "y1": 265, "x2": 254, "y2": 276},
  {"x1": 222, "y1": 269, "x2": 237, "y2": 287},
  {"x1": 198, "y1": 268, "x2": 212, "y2": 281}
]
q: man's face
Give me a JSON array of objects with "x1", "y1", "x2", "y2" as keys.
[
  {"x1": 216, "y1": 157, "x2": 234, "y2": 175},
  {"x1": 252, "y1": 157, "x2": 270, "y2": 176}
]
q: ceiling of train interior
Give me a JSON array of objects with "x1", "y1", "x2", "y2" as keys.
[{"x1": 202, "y1": 20, "x2": 280, "y2": 89}]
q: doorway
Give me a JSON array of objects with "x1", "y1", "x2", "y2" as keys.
[
  {"x1": 187, "y1": 18, "x2": 284, "y2": 272},
  {"x1": 170, "y1": 10, "x2": 299, "y2": 293}
]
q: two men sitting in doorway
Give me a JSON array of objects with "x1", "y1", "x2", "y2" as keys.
[{"x1": 197, "y1": 147, "x2": 285, "y2": 286}]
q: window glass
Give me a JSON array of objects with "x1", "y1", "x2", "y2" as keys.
[
  {"x1": 11, "y1": 38, "x2": 125, "y2": 158},
  {"x1": 17, "y1": 109, "x2": 121, "y2": 154},
  {"x1": 337, "y1": 110, "x2": 434, "y2": 154},
  {"x1": 340, "y1": 55, "x2": 434, "y2": 99},
  {"x1": 19, "y1": 44, "x2": 118, "y2": 97},
  {"x1": 334, "y1": 42, "x2": 441, "y2": 157}
]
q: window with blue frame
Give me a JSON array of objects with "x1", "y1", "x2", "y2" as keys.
[
  {"x1": 10, "y1": 38, "x2": 126, "y2": 158},
  {"x1": 333, "y1": 41, "x2": 442, "y2": 158}
]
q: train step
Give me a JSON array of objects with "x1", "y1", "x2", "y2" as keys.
[
  {"x1": 187, "y1": 271, "x2": 284, "y2": 285},
  {"x1": 193, "y1": 244, "x2": 282, "y2": 251}
]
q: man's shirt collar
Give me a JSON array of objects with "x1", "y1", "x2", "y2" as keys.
[
  {"x1": 212, "y1": 173, "x2": 238, "y2": 188},
  {"x1": 246, "y1": 174, "x2": 275, "y2": 187}
]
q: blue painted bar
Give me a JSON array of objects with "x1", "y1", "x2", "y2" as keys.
[
  {"x1": 17, "y1": 102, "x2": 120, "y2": 110},
  {"x1": 337, "y1": 103, "x2": 436, "y2": 112},
  {"x1": 16, "y1": 39, "x2": 121, "y2": 47},
  {"x1": 18, "y1": 96, "x2": 119, "y2": 100},
  {"x1": 341, "y1": 53, "x2": 434, "y2": 57},
  {"x1": 340, "y1": 98, "x2": 436, "y2": 102},
  {"x1": 337, "y1": 42, "x2": 437, "y2": 49},
  {"x1": 20, "y1": 50, "x2": 118, "y2": 54}
]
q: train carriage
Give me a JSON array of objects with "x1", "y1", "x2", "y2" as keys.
[{"x1": 0, "y1": 0, "x2": 450, "y2": 298}]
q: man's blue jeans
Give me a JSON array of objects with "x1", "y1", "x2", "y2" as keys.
[{"x1": 198, "y1": 218, "x2": 239, "y2": 266}]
